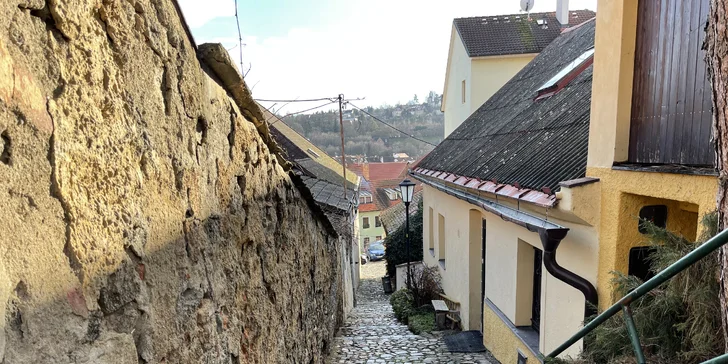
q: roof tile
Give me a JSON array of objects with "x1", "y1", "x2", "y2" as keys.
[
  {"x1": 419, "y1": 19, "x2": 595, "y2": 192},
  {"x1": 454, "y1": 10, "x2": 595, "y2": 57}
]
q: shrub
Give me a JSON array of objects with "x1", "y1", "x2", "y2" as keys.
[
  {"x1": 385, "y1": 200, "x2": 424, "y2": 278},
  {"x1": 408, "y1": 264, "x2": 443, "y2": 307},
  {"x1": 390, "y1": 289, "x2": 415, "y2": 323},
  {"x1": 581, "y1": 212, "x2": 721, "y2": 364},
  {"x1": 407, "y1": 310, "x2": 436, "y2": 334}
]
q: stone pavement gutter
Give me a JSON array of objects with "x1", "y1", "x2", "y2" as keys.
[{"x1": 328, "y1": 261, "x2": 498, "y2": 364}]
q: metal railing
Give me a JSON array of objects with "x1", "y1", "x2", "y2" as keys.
[{"x1": 546, "y1": 228, "x2": 728, "y2": 364}]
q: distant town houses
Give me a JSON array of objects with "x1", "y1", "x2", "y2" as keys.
[{"x1": 348, "y1": 162, "x2": 422, "y2": 248}]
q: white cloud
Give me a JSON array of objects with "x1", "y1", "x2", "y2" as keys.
[
  {"x1": 177, "y1": 0, "x2": 235, "y2": 28},
  {"x1": 182, "y1": 0, "x2": 596, "y2": 114}
]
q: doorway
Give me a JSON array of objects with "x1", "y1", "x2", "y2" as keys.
[
  {"x1": 480, "y1": 219, "x2": 486, "y2": 333},
  {"x1": 531, "y1": 248, "x2": 543, "y2": 332}
]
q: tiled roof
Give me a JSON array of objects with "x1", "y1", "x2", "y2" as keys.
[
  {"x1": 454, "y1": 10, "x2": 595, "y2": 57},
  {"x1": 348, "y1": 162, "x2": 409, "y2": 182},
  {"x1": 380, "y1": 190, "x2": 423, "y2": 234},
  {"x1": 264, "y1": 106, "x2": 359, "y2": 189},
  {"x1": 263, "y1": 106, "x2": 359, "y2": 216},
  {"x1": 300, "y1": 176, "x2": 351, "y2": 212},
  {"x1": 418, "y1": 19, "x2": 595, "y2": 192},
  {"x1": 359, "y1": 203, "x2": 379, "y2": 213}
]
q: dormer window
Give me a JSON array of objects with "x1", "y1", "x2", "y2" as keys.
[
  {"x1": 359, "y1": 191, "x2": 373, "y2": 204},
  {"x1": 536, "y1": 48, "x2": 594, "y2": 100},
  {"x1": 384, "y1": 188, "x2": 401, "y2": 201}
]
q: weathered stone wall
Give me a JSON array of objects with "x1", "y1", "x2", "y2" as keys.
[{"x1": 0, "y1": 0, "x2": 342, "y2": 363}]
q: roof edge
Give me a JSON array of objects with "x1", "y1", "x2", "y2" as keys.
[
  {"x1": 412, "y1": 167, "x2": 557, "y2": 208},
  {"x1": 412, "y1": 173, "x2": 564, "y2": 231}
]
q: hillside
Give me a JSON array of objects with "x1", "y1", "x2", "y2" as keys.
[{"x1": 277, "y1": 93, "x2": 444, "y2": 161}]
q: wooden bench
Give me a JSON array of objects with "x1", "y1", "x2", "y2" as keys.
[{"x1": 432, "y1": 293, "x2": 462, "y2": 330}]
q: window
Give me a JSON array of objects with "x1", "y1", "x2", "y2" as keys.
[
  {"x1": 363, "y1": 237, "x2": 370, "y2": 245},
  {"x1": 536, "y1": 48, "x2": 594, "y2": 100},
  {"x1": 363, "y1": 217, "x2": 370, "y2": 229},
  {"x1": 629, "y1": 246, "x2": 657, "y2": 282},
  {"x1": 384, "y1": 188, "x2": 400, "y2": 201},
  {"x1": 638, "y1": 205, "x2": 667, "y2": 234},
  {"x1": 461, "y1": 80, "x2": 466, "y2": 104},
  {"x1": 376, "y1": 236, "x2": 382, "y2": 241},
  {"x1": 428, "y1": 207, "x2": 434, "y2": 255},
  {"x1": 306, "y1": 148, "x2": 321, "y2": 158},
  {"x1": 438, "y1": 213, "x2": 446, "y2": 265},
  {"x1": 359, "y1": 191, "x2": 373, "y2": 204},
  {"x1": 375, "y1": 216, "x2": 381, "y2": 227}
]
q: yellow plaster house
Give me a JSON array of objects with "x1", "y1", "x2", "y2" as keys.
[
  {"x1": 441, "y1": 7, "x2": 595, "y2": 137},
  {"x1": 583, "y1": 0, "x2": 717, "y2": 311},
  {"x1": 415, "y1": 19, "x2": 598, "y2": 362}
]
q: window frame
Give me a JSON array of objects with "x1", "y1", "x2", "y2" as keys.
[{"x1": 461, "y1": 80, "x2": 466, "y2": 104}]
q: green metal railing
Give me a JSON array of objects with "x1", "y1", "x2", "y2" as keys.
[{"x1": 546, "y1": 228, "x2": 728, "y2": 364}]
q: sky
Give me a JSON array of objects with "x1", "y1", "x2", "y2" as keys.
[{"x1": 178, "y1": 0, "x2": 597, "y2": 114}]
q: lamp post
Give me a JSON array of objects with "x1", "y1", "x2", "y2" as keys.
[{"x1": 399, "y1": 179, "x2": 416, "y2": 290}]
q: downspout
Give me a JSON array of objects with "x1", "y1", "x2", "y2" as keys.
[
  {"x1": 539, "y1": 228, "x2": 598, "y2": 316},
  {"x1": 412, "y1": 173, "x2": 599, "y2": 315}
]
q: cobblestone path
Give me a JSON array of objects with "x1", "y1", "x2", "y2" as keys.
[{"x1": 328, "y1": 260, "x2": 496, "y2": 364}]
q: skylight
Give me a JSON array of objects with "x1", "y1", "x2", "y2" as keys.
[
  {"x1": 536, "y1": 48, "x2": 594, "y2": 96},
  {"x1": 306, "y1": 148, "x2": 321, "y2": 158}
]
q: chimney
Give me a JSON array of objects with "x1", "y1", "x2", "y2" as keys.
[
  {"x1": 556, "y1": 0, "x2": 569, "y2": 28},
  {"x1": 362, "y1": 163, "x2": 370, "y2": 180}
]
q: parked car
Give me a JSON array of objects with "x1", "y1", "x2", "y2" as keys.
[{"x1": 367, "y1": 241, "x2": 386, "y2": 261}]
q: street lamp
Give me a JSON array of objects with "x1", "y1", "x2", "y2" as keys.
[{"x1": 399, "y1": 179, "x2": 416, "y2": 290}]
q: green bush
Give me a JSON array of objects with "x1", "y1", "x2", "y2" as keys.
[
  {"x1": 385, "y1": 200, "x2": 424, "y2": 279},
  {"x1": 390, "y1": 289, "x2": 415, "y2": 323},
  {"x1": 407, "y1": 310, "x2": 435, "y2": 334},
  {"x1": 581, "y1": 212, "x2": 721, "y2": 364}
]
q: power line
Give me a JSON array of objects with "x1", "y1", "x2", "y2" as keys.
[
  {"x1": 347, "y1": 103, "x2": 438, "y2": 147},
  {"x1": 267, "y1": 101, "x2": 339, "y2": 126},
  {"x1": 255, "y1": 97, "x2": 338, "y2": 103}
]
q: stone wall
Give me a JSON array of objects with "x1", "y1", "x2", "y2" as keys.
[{"x1": 0, "y1": 0, "x2": 342, "y2": 362}]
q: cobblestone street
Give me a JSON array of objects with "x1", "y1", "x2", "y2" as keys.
[{"x1": 328, "y1": 260, "x2": 496, "y2": 363}]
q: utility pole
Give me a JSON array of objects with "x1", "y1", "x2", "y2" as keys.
[{"x1": 338, "y1": 94, "x2": 348, "y2": 200}]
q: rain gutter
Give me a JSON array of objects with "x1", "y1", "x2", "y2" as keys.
[{"x1": 412, "y1": 173, "x2": 598, "y2": 313}]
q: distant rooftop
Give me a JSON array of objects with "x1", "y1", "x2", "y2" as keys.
[{"x1": 453, "y1": 10, "x2": 595, "y2": 58}]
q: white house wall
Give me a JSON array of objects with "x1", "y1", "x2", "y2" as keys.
[
  {"x1": 443, "y1": 27, "x2": 473, "y2": 137},
  {"x1": 422, "y1": 184, "x2": 598, "y2": 358}
]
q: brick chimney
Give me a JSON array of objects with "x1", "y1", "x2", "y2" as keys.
[
  {"x1": 362, "y1": 163, "x2": 370, "y2": 180},
  {"x1": 556, "y1": 0, "x2": 569, "y2": 28}
]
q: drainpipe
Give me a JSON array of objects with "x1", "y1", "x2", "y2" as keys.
[{"x1": 539, "y1": 228, "x2": 598, "y2": 316}]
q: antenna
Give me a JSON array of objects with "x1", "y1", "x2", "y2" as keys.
[{"x1": 520, "y1": 0, "x2": 535, "y2": 12}]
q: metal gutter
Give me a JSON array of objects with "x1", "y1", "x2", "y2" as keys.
[
  {"x1": 413, "y1": 173, "x2": 599, "y2": 312},
  {"x1": 412, "y1": 173, "x2": 563, "y2": 232}
]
